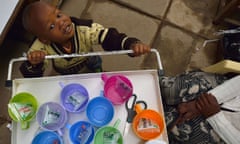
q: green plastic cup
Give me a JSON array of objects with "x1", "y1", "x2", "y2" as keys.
[
  {"x1": 8, "y1": 92, "x2": 38, "y2": 129},
  {"x1": 93, "y1": 119, "x2": 123, "y2": 144}
]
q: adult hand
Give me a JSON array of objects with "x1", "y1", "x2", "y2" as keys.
[
  {"x1": 177, "y1": 100, "x2": 201, "y2": 123},
  {"x1": 27, "y1": 50, "x2": 46, "y2": 65},
  {"x1": 130, "y1": 42, "x2": 151, "y2": 56},
  {"x1": 169, "y1": 101, "x2": 200, "y2": 131},
  {"x1": 196, "y1": 93, "x2": 220, "y2": 118}
]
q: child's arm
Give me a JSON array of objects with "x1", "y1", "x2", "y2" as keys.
[
  {"x1": 72, "y1": 17, "x2": 151, "y2": 55},
  {"x1": 100, "y1": 27, "x2": 150, "y2": 56},
  {"x1": 75, "y1": 19, "x2": 151, "y2": 56}
]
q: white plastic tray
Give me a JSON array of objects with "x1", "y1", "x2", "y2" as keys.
[{"x1": 11, "y1": 70, "x2": 168, "y2": 144}]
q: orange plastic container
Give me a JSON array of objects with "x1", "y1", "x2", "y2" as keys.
[{"x1": 132, "y1": 104, "x2": 164, "y2": 140}]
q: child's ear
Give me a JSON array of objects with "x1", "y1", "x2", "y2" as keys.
[{"x1": 39, "y1": 38, "x2": 50, "y2": 44}]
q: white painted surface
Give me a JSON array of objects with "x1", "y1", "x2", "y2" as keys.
[
  {"x1": 0, "y1": 0, "x2": 19, "y2": 36},
  {"x1": 11, "y1": 70, "x2": 168, "y2": 144}
]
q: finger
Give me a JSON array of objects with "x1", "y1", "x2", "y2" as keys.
[
  {"x1": 32, "y1": 53, "x2": 42, "y2": 61},
  {"x1": 197, "y1": 96, "x2": 205, "y2": 108},
  {"x1": 183, "y1": 112, "x2": 196, "y2": 120},
  {"x1": 39, "y1": 51, "x2": 46, "y2": 60},
  {"x1": 27, "y1": 53, "x2": 37, "y2": 62},
  {"x1": 36, "y1": 51, "x2": 46, "y2": 59},
  {"x1": 177, "y1": 103, "x2": 188, "y2": 114},
  {"x1": 196, "y1": 102, "x2": 202, "y2": 111},
  {"x1": 199, "y1": 94, "x2": 209, "y2": 105},
  {"x1": 145, "y1": 45, "x2": 151, "y2": 53},
  {"x1": 139, "y1": 44, "x2": 146, "y2": 55},
  {"x1": 206, "y1": 93, "x2": 218, "y2": 105},
  {"x1": 137, "y1": 44, "x2": 143, "y2": 53},
  {"x1": 141, "y1": 45, "x2": 150, "y2": 54},
  {"x1": 28, "y1": 52, "x2": 45, "y2": 64},
  {"x1": 133, "y1": 43, "x2": 149, "y2": 55},
  {"x1": 174, "y1": 114, "x2": 184, "y2": 125},
  {"x1": 204, "y1": 94, "x2": 212, "y2": 104},
  {"x1": 131, "y1": 46, "x2": 140, "y2": 56},
  {"x1": 208, "y1": 93, "x2": 215, "y2": 97}
]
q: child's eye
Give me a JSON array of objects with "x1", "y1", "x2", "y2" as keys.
[
  {"x1": 57, "y1": 13, "x2": 62, "y2": 18},
  {"x1": 50, "y1": 24, "x2": 55, "y2": 30}
]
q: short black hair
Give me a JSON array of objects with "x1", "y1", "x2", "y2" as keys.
[{"x1": 22, "y1": 1, "x2": 49, "y2": 35}]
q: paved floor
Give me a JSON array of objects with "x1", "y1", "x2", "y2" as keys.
[{"x1": 0, "y1": 0, "x2": 230, "y2": 143}]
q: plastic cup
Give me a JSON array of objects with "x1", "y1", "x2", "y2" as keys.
[
  {"x1": 101, "y1": 73, "x2": 133, "y2": 105},
  {"x1": 86, "y1": 96, "x2": 114, "y2": 127},
  {"x1": 31, "y1": 131, "x2": 63, "y2": 144},
  {"x1": 8, "y1": 92, "x2": 38, "y2": 129},
  {"x1": 93, "y1": 119, "x2": 123, "y2": 144},
  {"x1": 68, "y1": 121, "x2": 95, "y2": 144},
  {"x1": 36, "y1": 102, "x2": 68, "y2": 135},
  {"x1": 60, "y1": 83, "x2": 89, "y2": 113},
  {"x1": 132, "y1": 104, "x2": 165, "y2": 140}
]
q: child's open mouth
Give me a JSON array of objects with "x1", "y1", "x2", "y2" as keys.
[{"x1": 64, "y1": 24, "x2": 72, "y2": 34}]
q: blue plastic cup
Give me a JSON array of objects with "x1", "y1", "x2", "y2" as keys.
[
  {"x1": 68, "y1": 121, "x2": 95, "y2": 144},
  {"x1": 31, "y1": 131, "x2": 63, "y2": 144},
  {"x1": 86, "y1": 96, "x2": 114, "y2": 127}
]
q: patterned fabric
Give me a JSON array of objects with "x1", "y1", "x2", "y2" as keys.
[
  {"x1": 159, "y1": 71, "x2": 228, "y2": 144},
  {"x1": 160, "y1": 71, "x2": 227, "y2": 105},
  {"x1": 164, "y1": 105, "x2": 226, "y2": 144}
]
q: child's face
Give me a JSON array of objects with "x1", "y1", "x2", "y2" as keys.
[{"x1": 32, "y1": 3, "x2": 74, "y2": 44}]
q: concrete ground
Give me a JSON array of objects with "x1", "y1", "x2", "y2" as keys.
[{"x1": 0, "y1": 0, "x2": 230, "y2": 143}]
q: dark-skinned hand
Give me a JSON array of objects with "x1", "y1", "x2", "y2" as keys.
[
  {"x1": 169, "y1": 100, "x2": 201, "y2": 131},
  {"x1": 176, "y1": 100, "x2": 201, "y2": 124},
  {"x1": 27, "y1": 50, "x2": 46, "y2": 65},
  {"x1": 196, "y1": 93, "x2": 220, "y2": 118},
  {"x1": 130, "y1": 42, "x2": 151, "y2": 56}
]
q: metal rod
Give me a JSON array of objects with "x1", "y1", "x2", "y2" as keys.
[{"x1": 7, "y1": 49, "x2": 163, "y2": 81}]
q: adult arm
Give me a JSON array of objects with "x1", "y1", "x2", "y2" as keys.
[
  {"x1": 207, "y1": 76, "x2": 240, "y2": 143},
  {"x1": 208, "y1": 75, "x2": 240, "y2": 104},
  {"x1": 207, "y1": 112, "x2": 240, "y2": 144},
  {"x1": 196, "y1": 92, "x2": 240, "y2": 144}
]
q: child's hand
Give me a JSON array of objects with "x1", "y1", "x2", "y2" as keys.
[
  {"x1": 27, "y1": 50, "x2": 46, "y2": 65},
  {"x1": 196, "y1": 93, "x2": 220, "y2": 118},
  {"x1": 130, "y1": 42, "x2": 151, "y2": 56}
]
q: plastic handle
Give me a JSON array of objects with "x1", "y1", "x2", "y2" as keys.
[
  {"x1": 101, "y1": 73, "x2": 109, "y2": 82},
  {"x1": 99, "y1": 90, "x2": 105, "y2": 97},
  {"x1": 66, "y1": 123, "x2": 72, "y2": 129},
  {"x1": 57, "y1": 129, "x2": 63, "y2": 136},
  {"x1": 20, "y1": 121, "x2": 30, "y2": 129},
  {"x1": 59, "y1": 82, "x2": 65, "y2": 88},
  {"x1": 113, "y1": 119, "x2": 121, "y2": 128},
  {"x1": 135, "y1": 103, "x2": 143, "y2": 114}
]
